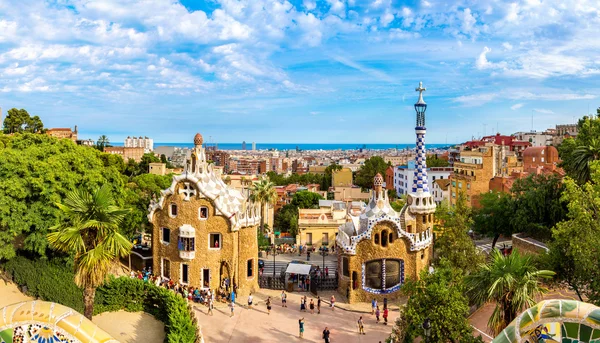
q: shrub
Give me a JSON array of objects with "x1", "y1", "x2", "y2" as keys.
[
  {"x1": 2, "y1": 256, "x2": 84, "y2": 312},
  {"x1": 2, "y1": 257, "x2": 199, "y2": 343}
]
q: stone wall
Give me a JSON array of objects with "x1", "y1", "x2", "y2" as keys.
[
  {"x1": 512, "y1": 233, "x2": 548, "y2": 255},
  {"x1": 338, "y1": 221, "x2": 432, "y2": 303},
  {"x1": 152, "y1": 182, "x2": 258, "y2": 296}
]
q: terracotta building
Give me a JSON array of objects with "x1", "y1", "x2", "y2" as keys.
[
  {"x1": 104, "y1": 146, "x2": 145, "y2": 163},
  {"x1": 47, "y1": 126, "x2": 78, "y2": 142},
  {"x1": 385, "y1": 166, "x2": 394, "y2": 190},
  {"x1": 336, "y1": 83, "x2": 434, "y2": 304},
  {"x1": 148, "y1": 133, "x2": 261, "y2": 297}
]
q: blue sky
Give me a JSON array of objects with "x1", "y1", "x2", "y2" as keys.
[{"x1": 0, "y1": 0, "x2": 598, "y2": 143}]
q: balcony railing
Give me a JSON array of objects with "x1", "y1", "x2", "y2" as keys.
[{"x1": 179, "y1": 250, "x2": 195, "y2": 260}]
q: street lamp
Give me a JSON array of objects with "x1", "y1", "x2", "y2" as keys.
[
  {"x1": 320, "y1": 243, "x2": 328, "y2": 289},
  {"x1": 271, "y1": 243, "x2": 278, "y2": 279},
  {"x1": 422, "y1": 318, "x2": 432, "y2": 343}
]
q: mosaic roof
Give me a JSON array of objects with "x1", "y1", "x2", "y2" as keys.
[
  {"x1": 148, "y1": 136, "x2": 261, "y2": 231},
  {"x1": 0, "y1": 300, "x2": 118, "y2": 343}
]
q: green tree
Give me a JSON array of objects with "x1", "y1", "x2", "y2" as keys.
[
  {"x1": 435, "y1": 193, "x2": 484, "y2": 274},
  {"x1": 290, "y1": 190, "x2": 324, "y2": 209},
  {"x1": 121, "y1": 173, "x2": 172, "y2": 238},
  {"x1": 473, "y1": 191, "x2": 515, "y2": 249},
  {"x1": 137, "y1": 153, "x2": 160, "y2": 174},
  {"x1": 559, "y1": 109, "x2": 600, "y2": 184},
  {"x1": 570, "y1": 139, "x2": 600, "y2": 184},
  {"x1": 465, "y1": 249, "x2": 555, "y2": 335},
  {"x1": 354, "y1": 156, "x2": 391, "y2": 189},
  {"x1": 274, "y1": 204, "x2": 299, "y2": 236},
  {"x1": 547, "y1": 162, "x2": 600, "y2": 303},
  {"x1": 96, "y1": 135, "x2": 110, "y2": 151},
  {"x1": 47, "y1": 185, "x2": 133, "y2": 319},
  {"x1": 426, "y1": 155, "x2": 449, "y2": 167},
  {"x1": 160, "y1": 153, "x2": 174, "y2": 169},
  {"x1": 511, "y1": 174, "x2": 566, "y2": 240},
  {"x1": 250, "y1": 179, "x2": 278, "y2": 235},
  {"x1": 3, "y1": 108, "x2": 44, "y2": 134},
  {"x1": 391, "y1": 260, "x2": 484, "y2": 343},
  {"x1": 0, "y1": 133, "x2": 127, "y2": 260}
]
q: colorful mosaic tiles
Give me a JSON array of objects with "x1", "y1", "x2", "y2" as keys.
[{"x1": 493, "y1": 299, "x2": 600, "y2": 343}]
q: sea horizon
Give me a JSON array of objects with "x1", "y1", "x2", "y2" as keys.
[{"x1": 110, "y1": 142, "x2": 455, "y2": 151}]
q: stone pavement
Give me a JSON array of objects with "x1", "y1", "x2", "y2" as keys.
[{"x1": 193, "y1": 289, "x2": 398, "y2": 343}]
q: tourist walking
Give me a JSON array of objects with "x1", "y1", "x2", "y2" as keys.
[
  {"x1": 309, "y1": 299, "x2": 315, "y2": 314},
  {"x1": 371, "y1": 299, "x2": 377, "y2": 315},
  {"x1": 330, "y1": 295, "x2": 335, "y2": 311},
  {"x1": 299, "y1": 317, "x2": 305, "y2": 338},
  {"x1": 383, "y1": 306, "x2": 389, "y2": 325},
  {"x1": 322, "y1": 327, "x2": 331, "y2": 343},
  {"x1": 375, "y1": 306, "x2": 380, "y2": 323},
  {"x1": 317, "y1": 296, "x2": 321, "y2": 314},
  {"x1": 358, "y1": 316, "x2": 365, "y2": 335},
  {"x1": 307, "y1": 250, "x2": 311, "y2": 261},
  {"x1": 230, "y1": 300, "x2": 235, "y2": 317},
  {"x1": 247, "y1": 293, "x2": 253, "y2": 309},
  {"x1": 207, "y1": 297, "x2": 214, "y2": 316},
  {"x1": 281, "y1": 290, "x2": 287, "y2": 307},
  {"x1": 300, "y1": 296, "x2": 306, "y2": 311},
  {"x1": 266, "y1": 297, "x2": 272, "y2": 315}
]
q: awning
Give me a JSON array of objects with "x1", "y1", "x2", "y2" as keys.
[{"x1": 285, "y1": 263, "x2": 313, "y2": 275}]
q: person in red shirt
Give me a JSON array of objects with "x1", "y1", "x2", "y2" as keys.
[{"x1": 383, "y1": 306, "x2": 389, "y2": 325}]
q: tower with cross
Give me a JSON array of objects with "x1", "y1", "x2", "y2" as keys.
[{"x1": 408, "y1": 82, "x2": 436, "y2": 218}]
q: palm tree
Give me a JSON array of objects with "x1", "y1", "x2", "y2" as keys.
[
  {"x1": 96, "y1": 135, "x2": 110, "y2": 151},
  {"x1": 47, "y1": 185, "x2": 132, "y2": 320},
  {"x1": 249, "y1": 179, "x2": 277, "y2": 235},
  {"x1": 571, "y1": 139, "x2": 600, "y2": 184},
  {"x1": 465, "y1": 249, "x2": 555, "y2": 335}
]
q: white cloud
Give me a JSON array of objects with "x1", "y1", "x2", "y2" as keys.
[
  {"x1": 534, "y1": 108, "x2": 555, "y2": 114},
  {"x1": 475, "y1": 46, "x2": 507, "y2": 70},
  {"x1": 454, "y1": 90, "x2": 597, "y2": 106},
  {"x1": 510, "y1": 103, "x2": 523, "y2": 110},
  {"x1": 303, "y1": 0, "x2": 316, "y2": 11},
  {"x1": 502, "y1": 42, "x2": 513, "y2": 51}
]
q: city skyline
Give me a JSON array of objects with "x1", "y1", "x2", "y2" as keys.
[{"x1": 0, "y1": 0, "x2": 598, "y2": 143}]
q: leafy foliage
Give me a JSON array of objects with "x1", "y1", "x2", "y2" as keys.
[
  {"x1": 547, "y1": 161, "x2": 600, "y2": 304},
  {"x1": 266, "y1": 171, "x2": 332, "y2": 191},
  {"x1": 0, "y1": 133, "x2": 127, "y2": 260},
  {"x1": 465, "y1": 249, "x2": 555, "y2": 335},
  {"x1": 434, "y1": 193, "x2": 484, "y2": 274},
  {"x1": 354, "y1": 156, "x2": 391, "y2": 189},
  {"x1": 391, "y1": 260, "x2": 483, "y2": 343},
  {"x1": 250, "y1": 179, "x2": 278, "y2": 234},
  {"x1": 473, "y1": 191, "x2": 515, "y2": 248},
  {"x1": 2, "y1": 256, "x2": 84, "y2": 312},
  {"x1": 426, "y1": 155, "x2": 449, "y2": 167},
  {"x1": 273, "y1": 191, "x2": 323, "y2": 236},
  {"x1": 559, "y1": 109, "x2": 600, "y2": 184},
  {"x1": 2, "y1": 108, "x2": 44, "y2": 134}
]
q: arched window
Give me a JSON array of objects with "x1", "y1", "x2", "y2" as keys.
[
  {"x1": 381, "y1": 230, "x2": 388, "y2": 247},
  {"x1": 389, "y1": 232, "x2": 394, "y2": 244},
  {"x1": 374, "y1": 233, "x2": 380, "y2": 245},
  {"x1": 352, "y1": 271, "x2": 358, "y2": 290},
  {"x1": 422, "y1": 215, "x2": 426, "y2": 224},
  {"x1": 199, "y1": 206, "x2": 209, "y2": 220},
  {"x1": 170, "y1": 203, "x2": 178, "y2": 217}
]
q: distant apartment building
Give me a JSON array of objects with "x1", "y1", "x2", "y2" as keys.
[
  {"x1": 230, "y1": 158, "x2": 266, "y2": 175},
  {"x1": 47, "y1": 126, "x2": 78, "y2": 143},
  {"x1": 104, "y1": 146, "x2": 145, "y2": 163},
  {"x1": 383, "y1": 155, "x2": 413, "y2": 166},
  {"x1": 432, "y1": 179, "x2": 451, "y2": 205},
  {"x1": 332, "y1": 186, "x2": 370, "y2": 202},
  {"x1": 206, "y1": 149, "x2": 231, "y2": 173},
  {"x1": 297, "y1": 200, "x2": 364, "y2": 247},
  {"x1": 553, "y1": 124, "x2": 578, "y2": 145},
  {"x1": 463, "y1": 133, "x2": 530, "y2": 160},
  {"x1": 170, "y1": 147, "x2": 190, "y2": 167},
  {"x1": 394, "y1": 160, "x2": 452, "y2": 197},
  {"x1": 149, "y1": 162, "x2": 167, "y2": 175},
  {"x1": 124, "y1": 136, "x2": 153, "y2": 153},
  {"x1": 513, "y1": 131, "x2": 553, "y2": 147},
  {"x1": 274, "y1": 184, "x2": 321, "y2": 212}
]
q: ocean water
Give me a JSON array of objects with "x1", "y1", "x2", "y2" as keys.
[{"x1": 111, "y1": 143, "x2": 453, "y2": 151}]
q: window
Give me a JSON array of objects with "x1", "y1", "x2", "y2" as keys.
[
  {"x1": 364, "y1": 259, "x2": 403, "y2": 291},
  {"x1": 161, "y1": 228, "x2": 171, "y2": 244},
  {"x1": 458, "y1": 181, "x2": 462, "y2": 188},
  {"x1": 389, "y1": 232, "x2": 394, "y2": 244},
  {"x1": 322, "y1": 233, "x2": 328, "y2": 245},
  {"x1": 452, "y1": 191, "x2": 456, "y2": 198},
  {"x1": 178, "y1": 237, "x2": 195, "y2": 251},
  {"x1": 161, "y1": 258, "x2": 171, "y2": 279},
  {"x1": 170, "y1": 203, "x2": 178, "y2": 217},
  {"x1": 471, "y1": 171, "x2": 474, "y2": 176},
  {"x1": 541, "y1": 157, "x2": 545, "y2": 162},
  {"x1": 342, "y1": 257, "x2": 350, "y2": 277},
  {"x1": 374, "y1": 233, "x2": 379, "y2": 244},
  {"x1": 199, "y1": 206, "x2": 209, "y2": 220},
  {"x1": 467, "y1": 183, "x2": 471, "y2": 189},
  {"x1": 533, "y1": 157, "x2": 536, "y2": 162},
  {"x1": 422, "y1": 216, "x2": 426, "y2": 224},
  {"x1": 432, "y1": 176, "x2": 436, "y2": 181},
  {"x1": 451, "y1": 181, "x2": 456, "y2": 187},
  {"x1": 202, "y1": 269, "x2": 210, "y2": 288},
  {"x1": 181, "y1": 264, "x2": 189, "y2": 284},
  {"x1": 381, "y1": 230, "x2": 388, "y2": 247},
  {"x1": 247, "y1": 259, "x2": 254, "y2": 278},
  {"x1": 209, "y1": 233, "x2": 221, "y2": 249}
]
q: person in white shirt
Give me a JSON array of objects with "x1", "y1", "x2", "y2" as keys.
[{"x1": 247, "y1": 293, "x2": 253, "y2": 309}]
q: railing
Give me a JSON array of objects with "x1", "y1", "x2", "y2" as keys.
[
  {"x1": 179, "y1": 250, "x2": 195, "y2": 260},
  {"x1": 259, "y1": 275, "x2": 285, "y2": 290}
]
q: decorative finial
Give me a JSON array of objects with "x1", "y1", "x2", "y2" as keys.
[
  {"x1": 414, "y1": 81, "x2": 427, "y2": 127},
  {"x1": 415, "y1": 81, "x2": 426, "y2": 105}
]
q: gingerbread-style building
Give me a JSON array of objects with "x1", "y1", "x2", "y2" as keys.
[
  {"x1": 336, "y1": 83, "x2": 435, "y2": 303},
  {"x1": 148, "y1": 133, "x2": 261, "y2": 296}
]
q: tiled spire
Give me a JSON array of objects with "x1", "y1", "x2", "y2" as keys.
[{"x1": 412, "y1": 82, "x2": 429, "y2": 194}]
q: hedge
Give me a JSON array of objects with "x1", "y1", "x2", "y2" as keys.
[{"x1": 2, "y1": 256, "x2": 199, "y2": 343}]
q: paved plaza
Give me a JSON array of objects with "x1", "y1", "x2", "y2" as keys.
[{"x1": 193, "y1": 289, "x2": 398, "y2": 343}]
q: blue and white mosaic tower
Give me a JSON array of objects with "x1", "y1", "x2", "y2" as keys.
[{"x1": 408, "y1": 82, "x2": 436, "y2": 215}]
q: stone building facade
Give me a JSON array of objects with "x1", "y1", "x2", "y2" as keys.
[
  {"x1": 148, "y1": 133, "x2": 261, "y2": 297},
  {"x1": 47, "y1": 126, "x2": 78, "y2": 142},
  {"x1": 336, "y1": 83, "x2": 434, "y2": 304}
]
